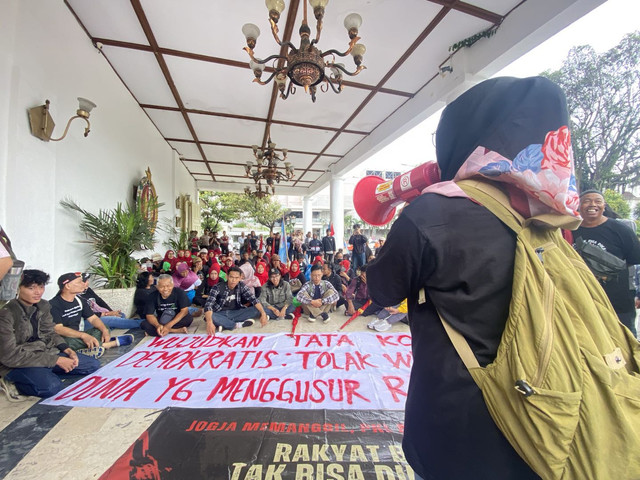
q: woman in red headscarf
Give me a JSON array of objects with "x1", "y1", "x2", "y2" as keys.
[
  {"x1": 284, "y1": 260, "x2": 305, "y2": 294},
  {"x1": 193, "y1": 263, "x2": 221, "y2": 306},
  {"x1": 254, "y1": 261, "x2": 269, "y2": 286},
  {"x1": 162, "y1": 250, "x2": 178, "y2": 273},
  {"x1": 178, "y1": 249, "x2": 193, "y2": 268},
  {"x1": 221, "y1": 257, "x2": 234, "y2": 274}
]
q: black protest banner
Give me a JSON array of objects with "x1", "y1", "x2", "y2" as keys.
[{"x1": 100, "y1": 407, "x2": 414, "y2": 479}]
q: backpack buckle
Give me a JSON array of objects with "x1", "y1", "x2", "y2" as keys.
[{"x1": 514, "y1": 380, "x2": 535, "y2": 397}]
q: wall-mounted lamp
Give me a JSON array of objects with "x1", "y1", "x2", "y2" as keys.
[
  {"x1": 28, "y1": 97, "x2": 97, "y2": 142},
  {"x1": 439, "y1": 65, "x2": 453, "y2": 77}
]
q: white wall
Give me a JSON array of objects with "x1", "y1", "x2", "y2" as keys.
[{"x1": 0, "y1": 1, "x2": 197, "y2": 296}]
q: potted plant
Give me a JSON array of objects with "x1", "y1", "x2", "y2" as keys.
[{"x1": 61, "y1": 199, "x2": 158, "y2": 315}]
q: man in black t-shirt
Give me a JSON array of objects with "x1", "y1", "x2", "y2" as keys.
[
  {"x1": 574, "y1": 190, "x2": 640, "y2": 337},
  {"x1": 50, "y1": 272, "x2": 133, "y2": 357},
  {"x1": 142, "y1": 274, "x2": 193, "y2": 337}
]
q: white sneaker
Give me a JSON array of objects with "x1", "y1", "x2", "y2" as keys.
[{"x1": 374, "y1": 319, "x2": 392, "y2": 332}]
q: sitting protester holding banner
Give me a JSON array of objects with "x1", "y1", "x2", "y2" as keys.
[
  {"x1": 0, "y1": 270, "x2": 100, "y2": 400},
  {"x1": 141, "y1": 274, "x2": 193, "y2": 337},
  {"x1": 203, "y1": 266, "x2": 268, "y2": 334}
]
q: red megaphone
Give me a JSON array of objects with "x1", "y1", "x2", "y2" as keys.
[{"x1": 353, "y1": 162, "x2": 440, "y2": 226}]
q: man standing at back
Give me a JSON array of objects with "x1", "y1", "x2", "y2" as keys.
[
  {"x1": 219, "y1": 230, "x2": 230, "y2": 255},
  {"x1": 348, "y1": 225, "x2": 368, "y2": 271},
  {"x1": 574, "y1": 189, "x2": 640, "y2": 337},
  {"x1": 321, "y1": 229, "x2": 336, "y2": 264}
]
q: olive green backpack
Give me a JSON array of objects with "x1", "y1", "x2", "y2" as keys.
[{"x1": 440, "y1": 179, "x2": 640, "y2": 480}]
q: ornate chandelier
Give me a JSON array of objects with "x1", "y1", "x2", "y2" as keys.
[
  {"x1": 242, "y1": 0, "x2": 366, "y2": 102},
  {"x1": 245, "y1": 136, "x2": 294, "y2": 195}
]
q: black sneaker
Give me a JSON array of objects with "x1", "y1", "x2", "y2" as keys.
[
  {"x1": 242, "y1": 319, "x2": 255, "y2": 328},
  {"x1": 284, "y1": 313, "x2": 295, "y2": 320},
  {"x1": 308, "y1": 314, "x2": 316, "y2": 323},
  {"x1": 320, "y1": 312, "x2": 330, "y2": 323}
]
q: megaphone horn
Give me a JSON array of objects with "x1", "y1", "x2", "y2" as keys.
[{"x1": 353, "y1": 162, "x2": 440, "y2": 226}]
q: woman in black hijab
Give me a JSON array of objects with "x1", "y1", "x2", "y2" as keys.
[{"x1": 368, "y1": 77, "x2": 573, "y2": 480}]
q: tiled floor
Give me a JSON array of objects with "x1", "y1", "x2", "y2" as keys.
[{"x1": 0, "y1": 313, "x2": 409, "y2": 479}]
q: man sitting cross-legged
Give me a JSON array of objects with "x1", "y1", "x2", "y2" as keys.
[
  {"x1": 204, "y1": 266, "x2": 268, "y2": 334},
  {"x1": 0, "y1": 270, "x2": 100, "y2": 399},
  {"x1": 141, "y1": 274, "x2": 193, "y2": 337},
  {"x1": 259, "y1": 268, "x2": 296, "y2": 320},
  {"x1": 296, "y1": 264, "x2": 339, "y2": 323},
  {"x1": 50, "y1": 272, "x2": 134, "y2": 358}
]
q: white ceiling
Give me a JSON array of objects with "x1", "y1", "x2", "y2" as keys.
[{"x1": 65, "y1": 0, "x2": 602, "y2": 197}]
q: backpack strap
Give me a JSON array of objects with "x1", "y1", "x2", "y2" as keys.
[
  {"x1": 457, "y1": 178, "x2": 581, "y2": 231},
  {"x1": 436, "y1": 180, "x2": 523, "y2": 387},
  {"x1": 438, "y1": 310, "x2": 480, "y2": 370}
]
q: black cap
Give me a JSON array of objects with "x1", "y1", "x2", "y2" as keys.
[
  {"x1": 579, "y1": 189, "x2": 603, "y2": 198},
  {"x1": 57, "y1": 272, "x2": 82, "y2": 290},
  {"x1": 269, "y1": 268, "x2": 281, "y2": 276}
]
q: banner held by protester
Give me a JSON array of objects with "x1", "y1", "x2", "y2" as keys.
[{"x1": 44, "y1": 332, "x2": 412, "y2": 410}]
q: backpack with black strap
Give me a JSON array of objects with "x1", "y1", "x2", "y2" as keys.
[{"x1": 438, "y1": 179, "x2": 640, "y2": 480}]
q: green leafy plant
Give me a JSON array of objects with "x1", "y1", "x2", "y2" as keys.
[
  {"x1": 449, "y1": 23, "x2": 501, "y2": 53},
  {"x1": 604, "y1": 189, "x2": 631, "y2": 218},
  {"x1": 159, "y1": 218, "x2": 190, "y2": 251},
  {"x1": 61, "y1": 199, "x2": 158, "y2": 288}
]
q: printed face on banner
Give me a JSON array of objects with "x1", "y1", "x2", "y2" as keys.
[{"x1": 44, "y1": 332, "x2": 413, "y2": 411}]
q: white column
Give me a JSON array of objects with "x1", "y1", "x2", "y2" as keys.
[
  {"x1": 302, "y1": 196, "x2": 312, "y2": 234},
  {"x1": 330, "y1": 175, "x2": 345, "y2": 251}
]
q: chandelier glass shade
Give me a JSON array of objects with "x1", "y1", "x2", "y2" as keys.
[{"x1": 242, "y1": 0, "x2": 366, "y2": 102}]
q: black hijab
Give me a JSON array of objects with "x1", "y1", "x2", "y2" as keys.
[{"x1": 436, "y1": 76, "x2": 569, "y2": 181}]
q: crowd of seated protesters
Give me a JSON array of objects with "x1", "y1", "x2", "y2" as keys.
[{"x1": 0, "y1": 228, "x2": 393, "y2": 400}]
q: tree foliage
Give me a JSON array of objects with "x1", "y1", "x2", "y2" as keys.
[
  {"x1": 199, "y1": 191, "x2": 287, "y2": 233},
  {"x1": 236, "y1": 194, "x2": 287, "y2": 233},
  {"x1": 603, "y1": 189, "x2": 630, "y2": 218},
  {"x1": 541, "y1": 32, "x2": 640, "y2": 191},
  {"x1": 199, "y1": 191, "x2": 243, "y2": 232}
]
